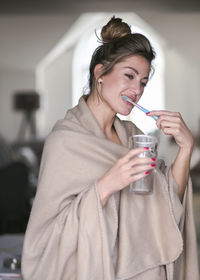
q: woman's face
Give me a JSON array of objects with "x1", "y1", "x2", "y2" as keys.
[{"x1": 99, "y1": 55, "x2": 151, "y2": 116}]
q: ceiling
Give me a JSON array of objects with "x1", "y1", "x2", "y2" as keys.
[
  {"x1": 1, "y1": 0, "x2": 200, "y2": 14},
  {"x1": 0, "y1": 0, "x2": 200, "y2": 71}
]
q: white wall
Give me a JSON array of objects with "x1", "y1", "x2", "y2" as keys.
[
  {"x1": 0, "y1": 13, "x2": 200, "y2": 144},
  {"x1": 154, "y1": 48, "x2": 200, "y2": 165},
  {"x1": 36, "y1": 48, "x2": 74, "y2": 137},
  {"x1": 165, "y1": 48, "x2": 199, "y2": 135},
  {"x1": 0, "y1": 14, "x2": 77, "y2": 142},
  {"x1": 0, "y1": 68, "x2": 35, "y2": 142}
]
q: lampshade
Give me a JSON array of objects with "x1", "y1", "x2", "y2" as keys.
[{"x1": 13, "y1": 91, "x2": 40, "y2": 111}]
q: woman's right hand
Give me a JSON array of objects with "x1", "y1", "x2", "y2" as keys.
[{"x1": 97, "y1": 148, "x2": 156, "y2": 206}]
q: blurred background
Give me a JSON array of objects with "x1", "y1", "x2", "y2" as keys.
[{"x1": 0, "y1": 0, "x2": 200, "y2": 277}]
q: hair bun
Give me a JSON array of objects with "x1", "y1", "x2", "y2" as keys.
[{"x1": 101, "y1": 16, "x2": 131, "y2": 43}]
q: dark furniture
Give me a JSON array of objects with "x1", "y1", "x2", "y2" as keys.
[{"x1": 0, "y1": 161, "x2": 31, "y2": 234}]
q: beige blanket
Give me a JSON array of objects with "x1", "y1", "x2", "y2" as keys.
[{"x1": 22, "y1": 95, "x2": 199, "y2": 280}]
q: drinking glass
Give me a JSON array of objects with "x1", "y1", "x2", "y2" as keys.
[{"x1": 129, "y1": 134, "x2": 158, "y2": 194}]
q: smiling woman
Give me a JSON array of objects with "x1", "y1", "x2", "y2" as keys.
[
  {"x1": 87, "y1": 55, "x2": 151, "y2": 121},
  {"x1": 72, "y1": 14, "x2": 165, "y2": 134},
  {"x1": 86, "y1": 17, "x2": 155, "y2": 144},
  {"x1": 22, "y1": 16, "x2": 199, "y2": 280}
]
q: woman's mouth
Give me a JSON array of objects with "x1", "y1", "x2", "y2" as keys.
[
  {"x1": 123, "y1": 95, "x2": 136, "y2": 101},
  {"x1": 122, "y1": 95, "x2": 136, "y2": 104}
]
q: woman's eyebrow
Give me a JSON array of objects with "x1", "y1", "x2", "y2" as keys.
[{"x1": 123, "y1": 66, "x2": 149, "y2": 79}]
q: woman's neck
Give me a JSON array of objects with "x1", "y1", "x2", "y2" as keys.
[{"x1": 87, "y1": 94, "x2": 121, "y2": 144}]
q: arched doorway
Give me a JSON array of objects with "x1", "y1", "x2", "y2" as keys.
[{"x1": 36, "y1": 12, "x2": 165, "y2": 136}]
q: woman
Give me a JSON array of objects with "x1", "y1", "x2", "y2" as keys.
[{"x1": 22, "y1": 17, "x2": 199, "y2": 280}]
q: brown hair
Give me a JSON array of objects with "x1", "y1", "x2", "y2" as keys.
[{"x1": 89, "y1": 16, "x2": 156, "y2": 93}]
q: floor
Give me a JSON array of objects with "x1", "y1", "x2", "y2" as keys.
[{"x1": 0, "y1": 234, "x2": 23, "y2": 279}]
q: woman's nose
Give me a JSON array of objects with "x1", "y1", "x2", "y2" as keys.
[{"x1": 131, "y1": 81, "x2": 142, "y2": 95}]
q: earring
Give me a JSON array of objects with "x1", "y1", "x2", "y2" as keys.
[{"x1": 98, "y1": 80, "x2": 103, "y2": 84}]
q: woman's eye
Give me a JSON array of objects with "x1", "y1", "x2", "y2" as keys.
[
  {"x1": 125, "y1": 74, "x2": 134, "y2": 80},
  {"x1": 141, "y1": 82, "x2": 147, "y2": 88}
]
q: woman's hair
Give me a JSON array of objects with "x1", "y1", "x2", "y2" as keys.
[{"x1": 89, "y1": 16, "x2": 156, "y2": 93}]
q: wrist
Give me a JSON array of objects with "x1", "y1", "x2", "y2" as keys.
[
  {"x1": 97, "y1": 178, "x2": 112, "y2": 207},
  {"x1": 179, "y1": 144, "x2": 193, "y2": 158}
]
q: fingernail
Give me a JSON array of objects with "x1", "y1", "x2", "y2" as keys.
[
  {"x1": 151, "y1": 164, "x2": 156, "y2": 167},
  {"x1": 145, "y1": 171, "x2": 149, "y2": 175},
  {"x1": 146, "y1": 112, "x2": 150, "y2": 115},
  {"x1": 144, "y1": 147, "x2": 149, "y2": 150},
  {"x1": 152, "y1": 158, "x2": 156, "y2": 161}
]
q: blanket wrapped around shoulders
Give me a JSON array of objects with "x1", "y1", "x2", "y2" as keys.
[{"x1": 22, "y1": 95, "x2": 199, "y2": 280}]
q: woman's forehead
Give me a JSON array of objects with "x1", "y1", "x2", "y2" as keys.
[{"x1": 114, "y1": 56, "x2": 150, "y2": 75}]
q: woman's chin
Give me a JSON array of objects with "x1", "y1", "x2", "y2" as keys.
[{"x1": 118, "y1": 109, "x2": 132, "y2": 116}]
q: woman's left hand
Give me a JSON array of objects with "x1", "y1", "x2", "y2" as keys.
[
  {"x1": 147, "y1": 110, "x2": 194, "y2": 151},
  {"x1": 147, "y1": 110, "x2": 194, "y2": 201}
]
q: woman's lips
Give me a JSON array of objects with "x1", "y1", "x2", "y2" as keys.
[
  {"x1": 122, "y1": 98, "x2": 134, "y2": 107},
  {"x1": 122, "y1": 95, "x2": 137, "y2": 103}
]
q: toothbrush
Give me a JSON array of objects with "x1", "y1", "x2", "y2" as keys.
[{"x1": 122, "y1": 96, "x2": 158, "y2": 121}]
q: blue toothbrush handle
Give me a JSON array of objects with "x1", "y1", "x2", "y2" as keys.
[
  {"x1": 140, "y1": 107, "x2": 149, "y2": 114},
  {"x1": 151, "y1": 115, "x2": 159, "y2": 121},
  {"x1": 140, "y1": 108, "x2": 158, "y2": 121},
  {"x1": 122, "y1": 96, "x2": 159, "y2": 121}
]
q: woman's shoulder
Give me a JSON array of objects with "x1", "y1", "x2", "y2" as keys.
[
  {"x1": 43, "y1": 99, "x2": 90, "y2": 150},
  {"x1": 46, "y1": 104, "x2": 82, "y2": 137}
]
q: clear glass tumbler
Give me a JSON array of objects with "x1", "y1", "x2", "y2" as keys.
[{"x1": 129, "y1": 134, "x2": 158, "y2": 194}]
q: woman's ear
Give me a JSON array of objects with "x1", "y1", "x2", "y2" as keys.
[{"x1": 94, "y1": 64, "x2": 104, "y2": 83}]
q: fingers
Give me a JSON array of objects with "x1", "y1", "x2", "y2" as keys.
[
  {"x1": 129, "y1": 169, "x2": 151, "y2": 183},
  {"x1": 122, "y1": 150, "x2": 156, "y2": 181},
  {"x1": 126, "y1": 162, "x2": 155, "y2": 187},
  {"x1": 147, "y1": 109, "x2": 194, "y2": 149},
  {"x1": 124, "y1": 147, "x2": 150, "y2": 162},
  {"x1": 99, "y1": 148, "x2": 156, "y2": 195},
  {"x1": 147, "y1": 110, "x2": 181, "y2": 118},
  {"x1": 128, "y1": 155, "x2": 155, "y2": 168},
  {"x1": 147, "y1": 110, "x2": 182, "y2": 126},
  {"x1": 157, "y1": 118, "x2": 182, "y2": 131},
  {"x1": 147, "y1": 110, "x2": 184, "y2": 131},
  {"x1": 129, "y1": 162, "x2": 155, "y2": 177},
  {"x1": 122, "y1": 148, "x2": 156, "y2": 168}
]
